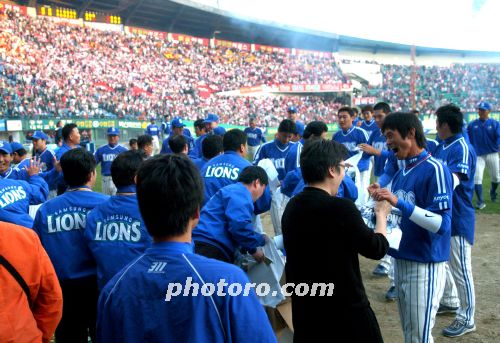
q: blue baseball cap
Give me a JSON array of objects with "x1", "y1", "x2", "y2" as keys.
[
  {"x1": 10, "y1": 142, "x2": 24, "y2": 152},
  {"x1": 107, "y1": 127, "x2": 120, "y2": 136},
  {"x1": 0, "y1": 141, "x2": 13, "y2": 154},
  {"x1": 477, "y1": 101, "x2": 492, "y2": 111},
  {"x1": 204, "y1": 113, "x2": 219, "y2": 124},
  {"x1": 295, "y1": 121, "x2": 305, "y2": 136},
  {"x1": 32, "y1": 131, "x2": 48, "y2": 140},
  {"x1": 287, "y1": 106, "x2": 298, "y2": 113},
  {"x1": 171, "y1": 118, "x2": 185, "y2": 128}
]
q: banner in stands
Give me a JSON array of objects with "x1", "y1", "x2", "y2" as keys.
[
  {"x1": 294, "y1": 49, "x2": 333, "y2": 58},
  {"x1": 170, "y1": 33, "x2": 209, "y2": 46},
  {"x1": 214, "y1": 39, "x2": 251, "y2": 51},
  {"x1": 254, "y1": 44, "x2": 291, "y2": 54},
  {"x1": 0, "y1": 2, "x2": 27, "y2": 15},
  {"x1": 125, "y1": 26, "x2": 167, "y2": 39},
  {"x1": 270, "y1": 83, "x2": 352, "y2": 93},
  {"x1": 353, "y1": 97, "x2": 377, "y2": 106}
]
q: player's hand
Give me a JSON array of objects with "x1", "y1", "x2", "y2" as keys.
[
  {"x1": 262, "y1": 234, "x2": 271, "y2": 244},
  {"x1": 358, "y1": 143, "x2": 380, "y2": 156},
  {"x1": 375, "y1": 200, "x2": 392, "y2": 216},
  {"x1": 367, "y1": 183, "x2": 381, "y2": 197},
  {"x1": 373, "y1": 188, "x2": 398, "y2": 206},
  {"x1": 252, "y1": 249, "x2": 265, "y2": 263},
  {"x1": 25, "y1": 157, "x2": 41, "y2": 176}
]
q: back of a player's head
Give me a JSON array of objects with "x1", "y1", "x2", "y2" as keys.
[
  {"x1": 338, "y1": 106, "x2": 354, "y2": 117},
  {"x1": 168, "y1": 135, "x2": 188, "y2": 154},
  {"x1": 373, "y1": 102, "x2": 392, "y2": 114},
  {"x1": 238, "y1": 166, "x2": 269, "y2": 186},
  {"x1": 278, "y1": 119, "x2": 296, "y2": 134},
  {"x1": 382, "y1": 112, "x2": 427, "y2": 149},
  {"x1": 111, "y1": 150, "x2": 145, "y2": 188},
  {"x1": 129, "y1": 138, "x2": 137, "y2": 146},
  {"x1": 303, "y1": 121, "x2": 328, "y2": 139},
  {"x1": 202, "y1": 135, "x2": 223, "y2": 159},
  {"x1": 62, "y1": 123, "x2": 77, "y2": 142},
  {"x1": 223, "y1": 129, "x2": 246, "y2": 152},
  {"x1": 436, "y1": 104, "x2": 463, "y2": 134},
  {"x1": 60, "y1": 149, "x2": 96, "y2": 187},
  {"x1": 137, "y1": 155, "x2": 203, "y2": 239},
  {"x1": 300, "y1": 139, "x2": 348, "y2": 184},
  {"x1": 137, "y1": 134, "x2": 153, "y2": 150}
]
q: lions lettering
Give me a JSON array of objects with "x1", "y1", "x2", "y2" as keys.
[
  {"x1": 102, "y1": 154, "x2": 117, "y2": 162},
  {"x1": 205, "y1": 165, "x2": 240, "y2": 180},
  {"x1": 0, "y1": 186, "x2": 27, "y2": 208},
  {"x1": 48, "y1": 211, "x2": 87, "y2": 233},
  {"x1": 94, "y1": 220, "x2": 142, "y2": 242}
]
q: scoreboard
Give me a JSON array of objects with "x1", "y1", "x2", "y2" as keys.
[{"x1": 37, "y1": 5, "x2": 121, "y2": 24}]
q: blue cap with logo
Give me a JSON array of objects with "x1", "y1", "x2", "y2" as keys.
[
  {"x1": 204, "y1": 113, "x2": 220, "y2": 124},
  {"x1": 107, "y1": 127, "x2": 120, "y2": 136},
  {"x1": 171, "y1": 118, "x2": 185, "y2": 128},
  {"x1": 0, "y1": 141, "x2": 13, "y2": 154},
  {"x1": 32, "y1": 131, "x2": 49, "y2": 140},
  {"x1": 10, "y1": 142, "x2": 24, "y2": 153},
  {"x1": 476, "y1": 101, "x2": 492, "y2": 111},
  {"x1": 287, "y1": 106, "x2": 298, "y2": 113}
]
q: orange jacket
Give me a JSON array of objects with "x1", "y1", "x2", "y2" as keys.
[{"x1": 0, "y1": 221, "x2": 63, "y2": 343}]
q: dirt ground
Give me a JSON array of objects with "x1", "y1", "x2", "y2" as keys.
[{"x1": 263, "y1": 213, "x2": 500, "y2": 343}]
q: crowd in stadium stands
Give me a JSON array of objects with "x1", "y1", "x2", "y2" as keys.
[{"x1": 0, "y1": 8, "x2": 498, "y2": 127}]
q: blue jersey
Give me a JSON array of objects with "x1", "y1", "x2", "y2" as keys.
[
  {"x1": 360, "y1": 119, "x2": 378, "y2": 135},
  {"x1": 193, "y1": 183, "x2": 265, "y2": 260},
  {"x1": 253, "y1": 139, "x2": 294, "y2": 181},
  {"x1": 94, "y1": 144, "x2": 128, "y2": 176},
  {"x1": 16, "y1": 157, "x2": 31, "y2": 170},
  {"x1": 36, "y1": 148, "x2": 55, "y2": 173},
  {"x1": 0, "y1": 176, "x2": 48, "y2": 228},
  {"x1": 145, "y1": 124, "x2": 161, "y2": 137},
  {"x1": 433, "y1": 134, "x2": 476, "y2": 244},
  {"x1": 97, "y1": 242, "x2": 276, "y2": 343},
  {"x1": 389, "y1": 151, "x2": 453, "y2": 262},
  {"x1": 284, "y1": 140, "x2": 303, "y2": 174},
  {"x1": 467, "y1": 118, "x2": 500, "y2": 156},
  {"x1": 0, "y1": 167, "x2": 30, "y2": 181},
  {"x1": 290, "y1": 170, "x2": 358, "y2": 202},
  {"x1": 193, "y1": 157, "x2": 209, "y2": 171},
  {"x1": 192, "y1": 134, "x2": 208, "y2": 159},
  {"x1": 213, "y1": 126, "x2": 226, "y2": 136},
  {"x1": 84, "y1": 188, "x2": 152, "y2": 290},
  {"x1": 55, "y1": 142, "x2": 77, "y2": 160},
  {"x1": 160, "y1": 135, "x2": 195, "y2": 155},
  {"x1": 332, "y1": 126, "x2": 370, "y2": 172},
  {"x1": 161, "y1": 121, "x2": 171, "y2": 135},
  {"x1": 244, "y1": 127, "x2": 266, "y2": 147},
  {"x1": 33, "y1": 189, "x2": 109, "y2": 281},
  {"x1": 426, "y1": 138, "x2": 439, "y2": 155}
]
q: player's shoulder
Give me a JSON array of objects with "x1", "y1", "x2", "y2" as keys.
[{"x1": 184, "y1": 253, "x2": 249, "y2": 283}]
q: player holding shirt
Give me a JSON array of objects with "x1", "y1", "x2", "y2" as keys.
[
  {"x1": 33, "y1": 149, "x2": 109, "y2": 343},
  {"x1": 434, "y1": 104, "x2": 477, "y2": 337},
  {"x1": 94, "y1": 127, "x2": 128, "y2": 195},
  {"x1": 85, "y1": 151, "x2": 152, "y2": 291},
  {"x1": 467, "y1": 101, "x2": 499, "y2": 209},
  {"x1": 371, "y1": 112, "x2": 453, "y2": 343}
]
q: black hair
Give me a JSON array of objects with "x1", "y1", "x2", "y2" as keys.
[
  {"x1": 362, "y1": 105, "x2": 374, "y2": 113},
  {"x1": 129, "y1": 138, "x2": 137, "y2": 146},
  {"x1": 300, "y1": 139, "x2": 348, "y2": 184},
  {"x1": 223, "y1": 129, "x2": 247, "y2": 152},
  {"x1": 62, "y1": 123, "x2": 78, "y2": 142},
  {"x1": 278, "y1": 119, "x2": 296, "y2": 134},
  {"x1": 373, "y1": 102, "x2": 392, "y2": 114},
  {"x1": 436, "y1": 104, "x2": 463, "y2": 134},
  {"x1": 13, "y1": 148, "x2": 27, "y2": 157},
  {"x1": 194, "y1": 119, "x2": 206, "y2": 130},
  {"x1": 338, "y1": 106, "x2": 354, "y2": 117},
  {"x1": 60, "y1": 148, "x2": 96, "y2": 187},
  {"x1": 382, "y1": 112, "x2": 427, "y2": 149},
  {"x1": 303, "y1": 121, "x2": 328, "y2": 140},
  {"x1": 238, "y1": 166, "x2": 269, "y2": 185},
  {"x1": 136, "y1": 155, "x2": 203, "y2": 239},
  {"x1": 352, "y1": 107, "x2": 359, "y2": 115},
  {"x1": 168, "y1": 135, "x2": 188, "y2": 154},
  {"x1": 202, "y1": 135, "x2": 223, "y2": 159},
  {"x1": 111, "y1": 150, "x2": 145, "y2": 187},
  {"x1": 137, "y1": 134, "x2": 153, "y2": 150}
]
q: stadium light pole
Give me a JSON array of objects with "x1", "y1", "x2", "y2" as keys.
[{"x1": 212, "y1": 30, "x2": 221, "y2": 48}]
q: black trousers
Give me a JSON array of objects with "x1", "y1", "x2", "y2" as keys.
[
  {"x1": 194, "y1": 241, "x2": 231, "y2": 263},
  {"x1": 56, "y1": 276, "x2": 98, "y2": 343}
]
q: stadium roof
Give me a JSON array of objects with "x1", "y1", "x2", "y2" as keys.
[{"x1": 23, "y1": 0, "x2": 500, "y2": 57}]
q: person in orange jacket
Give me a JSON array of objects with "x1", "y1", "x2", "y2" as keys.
[{"x1": 0, "y1": 220, "x2": 63, "y2": 343}]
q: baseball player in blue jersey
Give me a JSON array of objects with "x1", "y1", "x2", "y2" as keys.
[
  {"x1": 0, "y1": 160, "x2": 47, "y2": 228},
  {"x1": 97, "y1": 154, "x2": 276, "y2": 343},
  {"x1": 145, "y1": 118, "x2": 161, "y2": 154},
  {"x1": 160, "y1": 118, "x2": 195, "y2": 155},
  {"x1": 360, "y1": 105, "x2": 379, "y2": 136},
  {"x1": 32, "y1": 131, "x2": 55, "y2": 175},
  {"x1": 371, "y1": 112, "x2": 453, "y2": 343},
  {"x1": 10, "y1": 142, "x2": 31, "y2": 170},
  {"x1": 94, "y1": 127, "x2": 128, "y2": 195},
  {"x1": 33, "y1": 149, "x2": 109, "y2": 343},
  {"x1": 467, "y1": 101, "x2": 499, "y2": 209},
  {"x1": 192, "y1": 118, "x2": 208, "y2": 158},
  {"x1": 434, "y1": 104, "x2": 477, "y2": 337},
  {"x1": 0, "y1": 141, "x2": 30, "y2": 181},
  {"x1": 85, "y1": 150, "x2": 151, "y2": 291},
  {"x1": 205, "y1": 113, "x2": 226, "y2": 136},
  {"x1": 333, "y1": 107, "x2": 371, "y2": 204},
  {"x1": 51, "y1": 123, "x2": 81, "y2": 195},
  {"x1": 193, "y1": 166, "x2": 268, "y2": 263},
  {"x1": 192, "y1": 134, "x2": 223, "y2": 171},
  {"x1": 244, "y1": 118, "x2": 266, "y2": 160}
]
